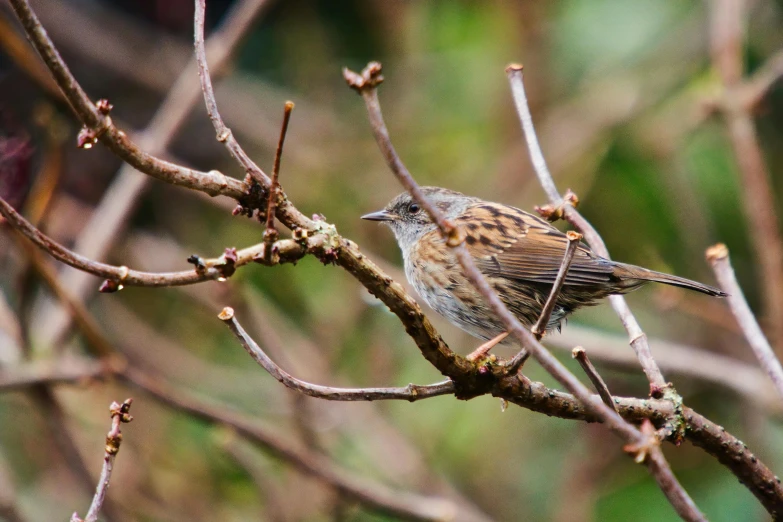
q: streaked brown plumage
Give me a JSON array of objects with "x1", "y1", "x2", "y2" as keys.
[{"x1": 362, "y1": 187, "x2": 726, "y2": 344}]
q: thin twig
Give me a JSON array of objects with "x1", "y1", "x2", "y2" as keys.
[
  {"x1": 71, "y1": 399, "x2": 133, "y2": 522},
  {"x1": 531, "y1": 230, "x2": 583, "y2": 339},
  {"x1": 7, "y1": 0, "x2": 245, "y2": 199},
  {"x1": 0, "y1": 197, "x2": 326, "y2": 288},
  {"x1": 219, "y1": 307, "x2": 455, "y2": 401},
  {"x1": 572, "y1": 347, "x2": 617, "y2": 413},
  {"x1": 505, "y1": 64, "x2": 668, "y2": 391},
  {"x1": 193, "y1": 0, "x2": 269, "y2": 187},
  {"x1": 262, "y1": 101, "x2": 294, "y2": 261},
  {"x1": 707, "y1": 244, "x2": 783, "y2": 400},
  {"x1": 345, "y1": 61, "x2": 706, "y2": 522}
]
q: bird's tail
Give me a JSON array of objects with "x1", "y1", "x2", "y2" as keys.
[{"x1": 613, "y1": 263, "x2": 727, "y2": 297}]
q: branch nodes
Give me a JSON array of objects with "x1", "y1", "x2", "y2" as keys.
[
  {"x1": 71, "y1": 398, "x2": 133, "y2": 522},
  {"x1": 106, "y1": 398, "x2": 134, "y2": 455},
  {"x1": 343, "y1": 61, "x2": 384, "y2": 92},
  {"x1": 534, "y1": 189, "x2": 580, "y2": 222}
]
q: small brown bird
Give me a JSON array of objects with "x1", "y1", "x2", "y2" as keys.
[{"x1": 363, "y1": 187, "x2": 725, "y2": 355}]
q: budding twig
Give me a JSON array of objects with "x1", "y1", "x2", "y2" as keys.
[
  {"x1": 531, "y1": 231, "x2": 583, "y2": 339},
  {"x1": 72, "y1": 399, "x2": 133, "y2": 522}
]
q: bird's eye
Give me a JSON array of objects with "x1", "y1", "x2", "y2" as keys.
[{"x1": 408, "y1": 203, "x2": 420, "y2": 214}]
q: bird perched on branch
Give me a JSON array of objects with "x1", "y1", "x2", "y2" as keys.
[{"x1": 363, "y1": 187, "x2": 725, "y2": 358}]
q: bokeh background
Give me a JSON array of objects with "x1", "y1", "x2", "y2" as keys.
[{"x1": 1, "y1": 0, "x2": 783, "y2": 520}]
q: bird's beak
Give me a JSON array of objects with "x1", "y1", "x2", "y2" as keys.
[{"x1": 361, "y1": 209, "x2": 395, "y2": 222}]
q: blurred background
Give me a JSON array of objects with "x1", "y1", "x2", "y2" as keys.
[{"x1": 1, "y1": 0, "x2": 782, "y2": 520}]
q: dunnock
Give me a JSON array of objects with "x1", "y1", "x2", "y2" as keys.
[{"x1": 363, "y1": 187, "x2": 725, "y2": 353}]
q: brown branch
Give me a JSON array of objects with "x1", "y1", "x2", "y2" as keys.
[
  {"x1": 41, "y1": 0, "x2": 275, "y2": 350},
  {"x1": 70, "y1": 399, "x2": 133, "y2": 522},
  {"x1": 219, "y1": 306, "x2": 455, "y2": 401},
  {"x1": 193, "y1": 0, "x2": 319, "y2": 232},
  {"x1": 7, "y1": 0, "x2": 247, "y2": 200},
  {"x1": 193, "y1": 0, "x2": 269, "y2": 187},
  {"x1": 572, "y1": 347, "x2": 617, "y2": 413},
  {"x1": 121, "y1": 367, "x2": 457, "y2": 521},
  {"x1": 707, "y1": 244, "x2": 783, "y2": 399},
  {"x1": 709, "y1": 0, "x2": 783, "y2": 349},
  {"x1": 345, "y1": 61, "x2": 707, "y2": 522},
  {"x1": 531, "y1": 230, "x2": 583, "y2": 339},
  {"x1": 261, "y1": 101, "x2": 294, "y2": 261},
  {"x1": 505, "y1": 63, "x2": 668, "y2": 392},
  {"x1": 0, "y1": 197, "x2": 327, "y2": 288}
]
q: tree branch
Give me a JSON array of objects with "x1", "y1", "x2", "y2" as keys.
[
  {"x1": 219, "y1": 306, "x2": 455, "y2": 401},
  {"x1": 707, "y1": 244, "x2": 783, "y2": 399},
  {"x1": 572, "y1": 347, "x2": 617, "y2": 413},
  {"x1": 71, "y1": 399, "x2": 133, "y2": 522}
]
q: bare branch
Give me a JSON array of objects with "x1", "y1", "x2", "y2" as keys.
[
  {"x1": 505, "y1": 64, "x2": 668, "y2": 391},
  {"x1": 193, "y1": 0, "x2": 269, "y2": 187},
  {"x1": 41, "y1": 0, "x2": 276, "y2": 349},
  {"x1": 219, "y1": 307, "x2": 455, "y2": 401},
  {"x1": 0, "y1": 197, "x2": 327, "y2": 288},
  {"x1": 531, "y1": 230, "x2": 583, "y2": 339},
  {"x1": 738, "y1": 47, "x2": 783, "y2": 110},
  {"x1": 261, "y1": 101, "x2": 295, "y2": 261},
  {"x1": 70, "y1": 399, "x2": 133, "y2": 522},
  {"x1": 572, "y1": 347, "x2": 617, "y2": 413},
  {"x1": 7, "y1": 0, "x2": 246, "y2": 199},
  {"x1": 707, "y1": 244, "x2": 783, "y2": 399}
]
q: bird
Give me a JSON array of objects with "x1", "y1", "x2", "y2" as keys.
[{"x1": 362, "y1": 187, "x2": 726, "y2": 359}]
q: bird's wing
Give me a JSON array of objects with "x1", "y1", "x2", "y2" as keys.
[{"x1": 456, "y1": 202, "x2": 616, "y2": 286}]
